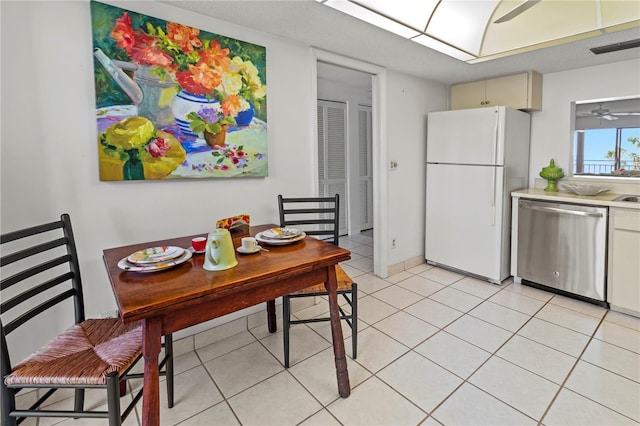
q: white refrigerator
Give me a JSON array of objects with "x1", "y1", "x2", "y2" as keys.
[{"x1": 425, "y1": 106, "x2": 531, "y2": 284}]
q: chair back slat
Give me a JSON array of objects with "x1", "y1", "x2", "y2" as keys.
[
  {"x1": 278, "y1": 194, "x2": 340, "y2": 246},
  {"x1": 1, "y1": 272, "x2": 74, "y2": 315},
  {"x1": 0, "y1": 221, "x2": 63, "y2": 245},
  {"x1": 0, "y1": 238, "x2": 68, "y2": 268},
  {"x1": 1, "y1": 255, "x2": 70, "y2": 291},
  {"x1": 3, "y1": 289, "x2": 76, "y2": 335}
]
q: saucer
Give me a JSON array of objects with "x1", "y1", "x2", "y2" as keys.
[
  {"x1": 188, "y1": 247, "x2": 206, "y2": 254},
  {"x1": 237, "y1": 246, "x2": 260, "y2": 254},
  {"x1": 255, "y1": 231, "x2": 306, "y2": 246}
]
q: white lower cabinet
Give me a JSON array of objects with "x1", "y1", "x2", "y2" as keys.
[{"x1": 607, "y1": 208, "x2": 640, "y2": 317}]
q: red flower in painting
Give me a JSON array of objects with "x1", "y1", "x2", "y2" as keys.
[
  {"x1": 110, "y1": 12, "x2": 136, "y2": 51},
  {"x1": 129, "y1": 40, "x2": 175, "y2": 69},
  {"x1": 110, "y1": 12, "x2": 175, "y2": 69},
  {"x1": 146, "y1": 135, "x2": 171, "y2": 158},
  {"x1": 167, "y1": 22, "x2": 202, "y2": 53},
  {"x1": 176, "y1": 62, "x2": 223, "y2": 96}
]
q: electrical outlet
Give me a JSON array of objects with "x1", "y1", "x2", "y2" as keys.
[{"x1": 391, "y1": 238, "x2": 397, "y2": 248}]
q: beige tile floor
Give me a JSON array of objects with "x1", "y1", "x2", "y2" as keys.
[{"x1": 17, "y1": 231, "x2": 640, "y2": 425}]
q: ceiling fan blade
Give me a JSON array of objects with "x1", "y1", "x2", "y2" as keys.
[
  {"x1": 493, "y1": 0, "x2": 542, "y2": 24},
  {"x1": 602, "y1": 114, "x2": 619, "y2": 121}
]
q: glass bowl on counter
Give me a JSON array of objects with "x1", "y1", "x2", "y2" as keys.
[{"x1": 559, "y1": 182, "x2": 611, "y2": 196}]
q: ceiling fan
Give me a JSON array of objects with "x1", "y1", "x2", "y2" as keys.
[
  {"x1": 493, "y1": 0, "x2": 542, "y2": 24},
  {"x1": 578, "y1": 104, "x2": 640, "y2": 121}
]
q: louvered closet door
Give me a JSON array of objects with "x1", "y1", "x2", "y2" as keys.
[
  {"x1": 359, "y1": 105, "x2": 373, "y2": 231},
  {"x1": 317, "y1": 100, "x2": 348, "y2": 235}
]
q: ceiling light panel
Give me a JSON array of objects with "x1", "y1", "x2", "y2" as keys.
[
  {"x1": 411, "y1": 34, "x2": 476, "y2": 61},
  {"x1": 600, "y1": 1, "x2": 640, "y2": 27},
  {"x1": 427, "y1": 0, "x2": 499, "y2": 55},
  {"x1": 324, "y1": 0, "x2": 420, "y2": 38},
  {"x1": 354, "y1": 0, "x2": 439, "y2": 32}
]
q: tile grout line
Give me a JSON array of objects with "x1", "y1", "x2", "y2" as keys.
[
  {"x1": 537, "y1": 311, "x2": 612, "y2": 425},
  {"x1": 402, "y1": 283, "x2": 555, "y2": 424}
]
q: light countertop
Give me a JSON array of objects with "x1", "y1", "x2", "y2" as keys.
[{"x1": 512, "y1": 188, "x2": 640, "y2": 210}]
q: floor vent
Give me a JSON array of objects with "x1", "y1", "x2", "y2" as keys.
[{"x1": 589, "y1": 38, "x2": 640, "y2": 55}]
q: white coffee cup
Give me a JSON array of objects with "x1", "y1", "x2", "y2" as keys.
[{"x1": 241, "y1": 237, "x2": 258, "y2": 251}]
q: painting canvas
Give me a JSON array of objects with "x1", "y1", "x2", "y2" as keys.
[{"x1": 90, "y1": 1, "x2": 268, "y2": 180}]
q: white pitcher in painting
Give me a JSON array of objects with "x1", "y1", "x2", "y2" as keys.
[
  {"x1": 203, "y1": 229, "x2": 238, "y2": 271},
  {"x1": 93, "y1": 48, "x2": 178, "y2": 128}
]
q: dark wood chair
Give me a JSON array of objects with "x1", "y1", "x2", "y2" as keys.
[
  {"x1": 1, "y1": 214, "x2": 174, "y2": 426},
  {"x1": 277, "y1": 194, "x2": 358, "y2": 368}
]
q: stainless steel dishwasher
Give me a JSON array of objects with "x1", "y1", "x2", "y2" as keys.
[{"x1": 517, "y1": 198, "x2": 608, "y2": 304}]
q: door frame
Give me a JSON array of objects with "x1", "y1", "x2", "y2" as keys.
[{"x1": 311, "y1": 48, "x2": 389, "y2": 277}]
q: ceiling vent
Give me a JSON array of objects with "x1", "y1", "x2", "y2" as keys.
[{"x1": 589, "y1": 38, "x2": 640, "y2": 55}]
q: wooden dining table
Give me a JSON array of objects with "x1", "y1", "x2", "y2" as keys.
[{"x1": 102, "y1": 224, "x2": 351, "y2": 426}]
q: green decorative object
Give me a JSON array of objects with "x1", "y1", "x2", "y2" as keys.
[{"x1": 539, "y1": 159, "x2": 564, "y2": 192}]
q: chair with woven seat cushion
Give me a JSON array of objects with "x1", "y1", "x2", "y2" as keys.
[
  {"x1": 1, "y1": 214, "x2": 174, "y2": 426},
  {"x1": 278, "y1": 194, "x2": 357, "y2": 368}
]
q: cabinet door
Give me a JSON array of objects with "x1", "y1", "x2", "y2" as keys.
[
  {"x1": 486, "y1": 73, "x2": 529, "y2": 109},
  {"x1": 451, "y1": 80, "x2": 486, "y2": 109},
  {"x1": 608, "y1": 208, "x2": 640, "y2": 315}
]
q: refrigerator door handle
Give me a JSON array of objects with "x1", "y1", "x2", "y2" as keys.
[
  {"x1": 493, "y1": 111, "x2": 499, "y2": 165},
  {"x1": 491, "y1": 167, "x2": 497, "y2": 226}
]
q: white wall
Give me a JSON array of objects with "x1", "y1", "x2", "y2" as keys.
[
  {"x1": 385, "y1": 71, "x2": 447, "y2": 265},
  {"x1": 0, "y1": 0, "x2": 447, "y2": 353},
  {"x1": 529, "y1": 59, "x2": 640, "y2": 187}
]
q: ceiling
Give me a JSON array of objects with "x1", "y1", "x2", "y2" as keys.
[
  {"x1": 161, "y1": 0, "x2": 640, "y2": 85},
  {"x1": 317, "y1": 0, "x2": 639, "y2": 63}
]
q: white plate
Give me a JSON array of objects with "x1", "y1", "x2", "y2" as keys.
[
  {"x1": 188, "y1": 247, "x2": 206, "y2": 254},
  {"x1": 255, "y1": 231, "x2": 306, "y2": 246},
  {"x1": 261, "y1": 227, "x2": 302, "y2": 240},
  {"x1": 237, "y1": 246, "x2": 261, "y2": 254},
  {"x1": 118, "y1": 250, "x2": 192, "y2": 273},
  {"x1": 127, "y1": 246, "x2": 184, "y2": 264}
]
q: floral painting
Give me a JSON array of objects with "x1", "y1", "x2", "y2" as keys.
[{"x1": 90, "y1": 1, "x2": 267, "y2": 180}]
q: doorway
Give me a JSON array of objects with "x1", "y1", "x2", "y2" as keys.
[
  {"x1": 312, "y1": 50, "x2": 389, "y2": 277},
  {"x1": 316, "y1": 98, "x2": 373, "y2": 238}
]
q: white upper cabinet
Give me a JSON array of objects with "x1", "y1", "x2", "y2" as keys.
[{"x1": 451, "y1": 71, "x2": 542, "y2": 111}]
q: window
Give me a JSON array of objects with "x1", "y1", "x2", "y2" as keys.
[{"x1": 573, "y1": 98, "x2": 640, "y2": 178}]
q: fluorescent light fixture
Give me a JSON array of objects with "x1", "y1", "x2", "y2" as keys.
[
  {"x1": 324, "y1": 0, "x2": 420, "y2": 39},
  {"x1": 354, "y1": 0, "x2": 438, "y2": 33},
  {"x1": 411, "y1": 34, "x2": 476, "y2": 61}
]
